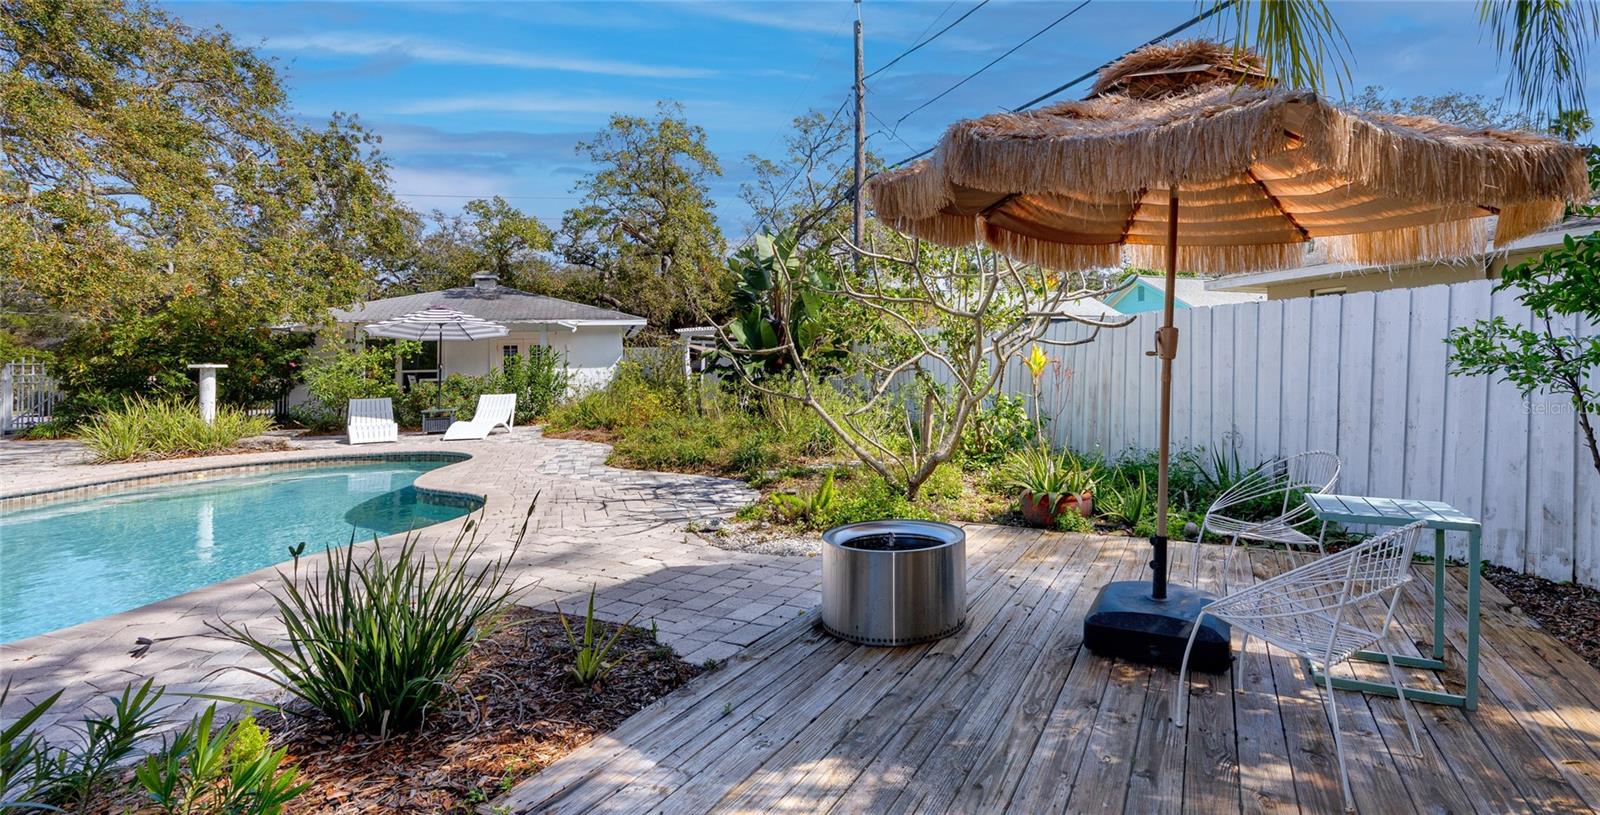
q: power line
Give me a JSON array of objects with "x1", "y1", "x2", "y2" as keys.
[
  {"x1": 396, "y1": 193, "x2": 581, "y2": 200},
  {"x1": 884, "y1": 1, "x2": 1235, "y2": 170},
  {"x1": 890, "y1": 0, "x2": 1093, "y2": 133},
  {"x1": 1008, "y1": 0, "x2": 1235, "y2": 111},
  {"x1": 865, "y1": 0, "x2": 990, "y2": 81}
]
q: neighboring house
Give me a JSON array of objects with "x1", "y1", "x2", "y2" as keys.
[
  {"x1": 1055, "y1": 295, "x2": 1121, "y2": 319},
  {"x1": 324, "y1": 272, "x2": 646, "y2": 393},
  {"x1": 1104, "y1": 275, "x2": 1265, "y2": 313},
  {"x1": 1205, "y1": 216, "x2": 1600, "y2": 300}
]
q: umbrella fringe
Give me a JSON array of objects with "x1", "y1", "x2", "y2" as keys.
[
  {"x1": 1123, "y1": 242, "x2": 1305, "y2": 276},
  {"x1": 1320, "y1": 218, "x2": 1490, "y2": 267},
  {"x1": 1492, "y1": 200, "x2": 1569, "y2": 246},
  {"x1": 989, "y1": 231, "x2": 1122, "y2": 272},
  {"x1": 1314, "y1": 107, "x2": 1594, "y2": 208}
]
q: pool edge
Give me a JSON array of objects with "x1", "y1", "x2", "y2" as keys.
[{"x1": 0, "y1": 451, "x2": 480, "y2": 511}]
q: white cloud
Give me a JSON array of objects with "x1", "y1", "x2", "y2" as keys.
[
  {"x1": 391, "y1": 92, "x2": 652, "y2": 115},
  {"x1": 679, "y1": 2, "x2": 851, "y2": 35},
  {"x1": 265, "y1": 33, "x2": 717, "y2": 79}
]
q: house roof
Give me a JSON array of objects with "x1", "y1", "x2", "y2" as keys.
[
  {"x1": 1130, "y1": 275, "x2": 1266, "y2": 307},
  {"x1": 1055, "y1": 295, "x2": 1121, "y2": 318},
  {"x1": 1205, "y1": 216, "x2": 1600, "y2": 293},
  {"x1": 333, "y1": 283, "x2": 646, "y2": 326}
]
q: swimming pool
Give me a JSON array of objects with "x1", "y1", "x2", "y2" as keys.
[{"x1": 0, "y1": 459, "x2": 480, "y2": 643}]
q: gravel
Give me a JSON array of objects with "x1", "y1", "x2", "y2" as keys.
[{"x1": 691, "y1": 521, "x2": 821, "y2": 557}]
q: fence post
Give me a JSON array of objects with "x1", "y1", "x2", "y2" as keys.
[{"x1": 1, "y1": 363, "x2": 12, "y2": 434}]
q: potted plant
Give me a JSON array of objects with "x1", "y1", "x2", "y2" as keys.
[{"x1": 1000, "y1": 446, "x2": 1095, "y2": 527}]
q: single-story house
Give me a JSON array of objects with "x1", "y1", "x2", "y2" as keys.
[
  {"x1": 323, "y1": 272, "x2": 645, "y2": 393},
  {"x1": 1204, "y1": 216, "x2": 1600, "y2": 300},
  {"x1": 1105, "y1": 274, "x2": 1264, "y2": 313}
]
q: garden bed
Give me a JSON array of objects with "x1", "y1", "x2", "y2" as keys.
[
  {"x1": 1482, "y1": 565, "x2": 1600, "y2": 671},
  {"x1": 259, "y1": 607, "x2": 702, "y2": 814}
]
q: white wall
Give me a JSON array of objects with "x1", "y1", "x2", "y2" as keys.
[
  {"x1": 542, "y1": 326, "x2": 629, "y2": 392},
  {"x1": 923, "y1": 278, "x2": 1600, "y2": 587},
  {"x1": 286, "y1": 324, "x2": 631, "y2": 408}
]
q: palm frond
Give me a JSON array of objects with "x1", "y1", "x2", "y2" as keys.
[
  {"x1": 1211, "y1": 0, "x2": 1353, "y2": 96},
  {"x1": 1479, "y1": 0, "x2": 1600, "y2": 118}
]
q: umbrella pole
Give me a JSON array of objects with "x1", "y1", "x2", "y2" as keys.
[
  {"x1": 1080, "y1": 183, "x2": 1231, "y2": 674},
  {"x1": 1152, "y1": 187, "x2": 1180, "y2": 600}
]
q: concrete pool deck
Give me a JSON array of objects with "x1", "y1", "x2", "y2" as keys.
[{"x1": 0, "y1": 430, "x2": 820, "y2": 740}]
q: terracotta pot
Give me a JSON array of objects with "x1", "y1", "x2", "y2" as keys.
[{"x1": 1019, "y1": 490, "x2": 1094, "y2": 527}]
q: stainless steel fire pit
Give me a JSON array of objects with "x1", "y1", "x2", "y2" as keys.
[{"x1": 820, "y1": 520, "x2": 966, "y2": 646}]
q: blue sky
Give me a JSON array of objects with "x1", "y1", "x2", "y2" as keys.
[{"x1": 168, "y1": 1, "x2": 1599, "y2": 238}]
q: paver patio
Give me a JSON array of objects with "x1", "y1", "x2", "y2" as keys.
[{"x1": 0, "y1": 430, "x2": 818, "y2": 740}]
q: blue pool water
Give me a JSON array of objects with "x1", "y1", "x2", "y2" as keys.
[{"x1": 0, "y1": 461, "x2": 479, "y2": 643}]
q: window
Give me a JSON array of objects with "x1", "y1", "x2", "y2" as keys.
[
  {"x1": 502, "y1": 344, "x2": 519, "y2": 359},
  {"x1": 1311, "y1": 286, "x2": 1347, "y2": 297}
]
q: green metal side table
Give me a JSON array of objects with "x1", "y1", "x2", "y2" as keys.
[{"x1": 1307, "y1": 493, "x2": 1481, "y2": 710}]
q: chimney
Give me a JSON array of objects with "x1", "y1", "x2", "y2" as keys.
[{"x1": 471, "y1": 271, "x2": 498, "y2": 289}]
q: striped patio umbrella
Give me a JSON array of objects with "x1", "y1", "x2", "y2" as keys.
[{"x1": 361, "y1": 305, "x2": 508, "y2": 383}]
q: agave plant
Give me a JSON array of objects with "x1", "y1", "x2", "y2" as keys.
[
  {"x1": 1000, "y1": 445, "x2": 1094, "y2": 504},
  {"x1": 769, "y1": 470, "x2": 836, "y2": 527},
  {"x1": 556, "y1": 585, "x2": 638, "y2": 687}
]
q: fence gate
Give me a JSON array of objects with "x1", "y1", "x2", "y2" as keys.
[{"x1": 1, "y1": 359, "x2": 60, "y2": 434}]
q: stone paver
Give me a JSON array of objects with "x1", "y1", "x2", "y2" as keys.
[{"x1": 0, "y1": 430, "x2": 820, "y2": 739}]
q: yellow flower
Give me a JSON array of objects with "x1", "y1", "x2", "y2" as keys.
[{"x1": 1024, "y1": 345, "x2": 1049, "y2": 380}]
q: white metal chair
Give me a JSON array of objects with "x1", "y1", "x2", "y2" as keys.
[
  {"x1": 1198, "y1": 450, "x2": 1341, "y2": 588},
  {"x1": 347, "y1": 398, "x2": 398, "y2": 445},
  {"x1": 442, "y1": 393, "x2": 516, "y2": 441},
  {"x1": 1174, "y1": 520, "x2": 1427, "y2": 812}
]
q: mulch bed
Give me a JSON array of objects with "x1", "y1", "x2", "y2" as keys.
[
  {"x1": 1482, "y1": 565, "x2": 1600, "y2": 671},
  {"x1": 540, "y1": 428, "x2": 615, "y2": 444},
  {"x1": 264, "y1": 607, "x2": 703, "y2": 814}
]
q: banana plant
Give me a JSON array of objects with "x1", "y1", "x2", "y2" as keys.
[{"x1": 720, "y1": 228, "x2": 848, "y2": 382}]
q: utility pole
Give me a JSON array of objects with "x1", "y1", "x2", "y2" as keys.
[{"x1": 853, "y1": 0, "x2": 865, "y2": 271}]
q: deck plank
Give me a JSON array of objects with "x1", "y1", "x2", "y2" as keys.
[{"x1": 492, "y1": 532, "x2": 1600, "y2": 815}]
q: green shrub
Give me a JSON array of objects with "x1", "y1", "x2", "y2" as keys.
[
  {"x1": 546, "y1": 362, "x2": 673, "y2": 433},
  {"x1": 18, "y1": 419, "x2": 74, "y2": 439},
  {"x1": 215, "y1": 506, "x2": 529, "y2": 735},
  {"x1": 959, "y1": 394, "x2": 1035, "y2": 469},
  {"x1": 1, "y1": 679, "x2": 168, "y2": 811},
  {"x1": 299, "y1": 339, "x2": 411, "y2": 417},
  {"x1": 1054, "y1": 511, "x2": 1095, "y2": 534},
  {"x1": 488, "y1": 347, "x2": 569, "y2": 422},
  {"x1": 80, "y1": 398, "x2": 272, "y2": 461},
  {"x1": 611, "y1": 412, "x2": 730, "y2": 471},
  {"x1": 814, "y1": 474, "x2": 937, "y2": 528},
  {"x1": 134, "y1": 705, "x2": 306, "y2": 815}
]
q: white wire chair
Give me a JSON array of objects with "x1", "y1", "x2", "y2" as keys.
[
  {"x1": 1197, "y1": 450, "x2": 1341, "y2": 588},
  {"x1": 1174, "y1": 520, "x2": 1427, "y2": 812}
]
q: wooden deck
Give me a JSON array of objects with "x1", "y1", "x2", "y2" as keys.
[{"x1": 497, "y1": 526, "x2": 1600, "y2": 814}]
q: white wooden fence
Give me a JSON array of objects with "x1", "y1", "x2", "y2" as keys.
[
  {"x1": 1, "y1": 359, "x2": 61, "y2": 434},
  {"x1": 980, "y1": 278, "x2": 1598, "y2": 587}
]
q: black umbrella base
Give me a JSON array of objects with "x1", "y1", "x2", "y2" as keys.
[{"x1": 1083, "y1": 580, "x2": 1232, "y2": 673}]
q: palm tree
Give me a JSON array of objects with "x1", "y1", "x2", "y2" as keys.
[{"x1": 1218, "y1": 0, "x2": 1598, "y2": 121}]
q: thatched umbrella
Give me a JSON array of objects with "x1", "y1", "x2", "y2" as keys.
[{"x1": 866, "y1": 40, "x2": 1590, "y2": 672}]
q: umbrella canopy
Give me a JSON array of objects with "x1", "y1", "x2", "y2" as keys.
[
  {"x1": 361, "y1": 305, "x2": 510, "y2": 342},
  {"x1": 869, "y1": 41, "x2": 1588, "y2": 275},
  {"x1": 865, "y1": 40, "x2": 1591, "y2": 670}
]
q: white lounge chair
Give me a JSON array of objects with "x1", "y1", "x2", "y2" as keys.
[
  {"x1": 348, "y1": 398, "x2": 399, "y2": 445},
  {"x1": 443, "y1": 393, "x2": 516, "y2": 441}
]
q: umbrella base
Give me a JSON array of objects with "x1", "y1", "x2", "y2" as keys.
[{"x1": 1083, "y1": 580, "x2": 1231, "y2": 673}]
